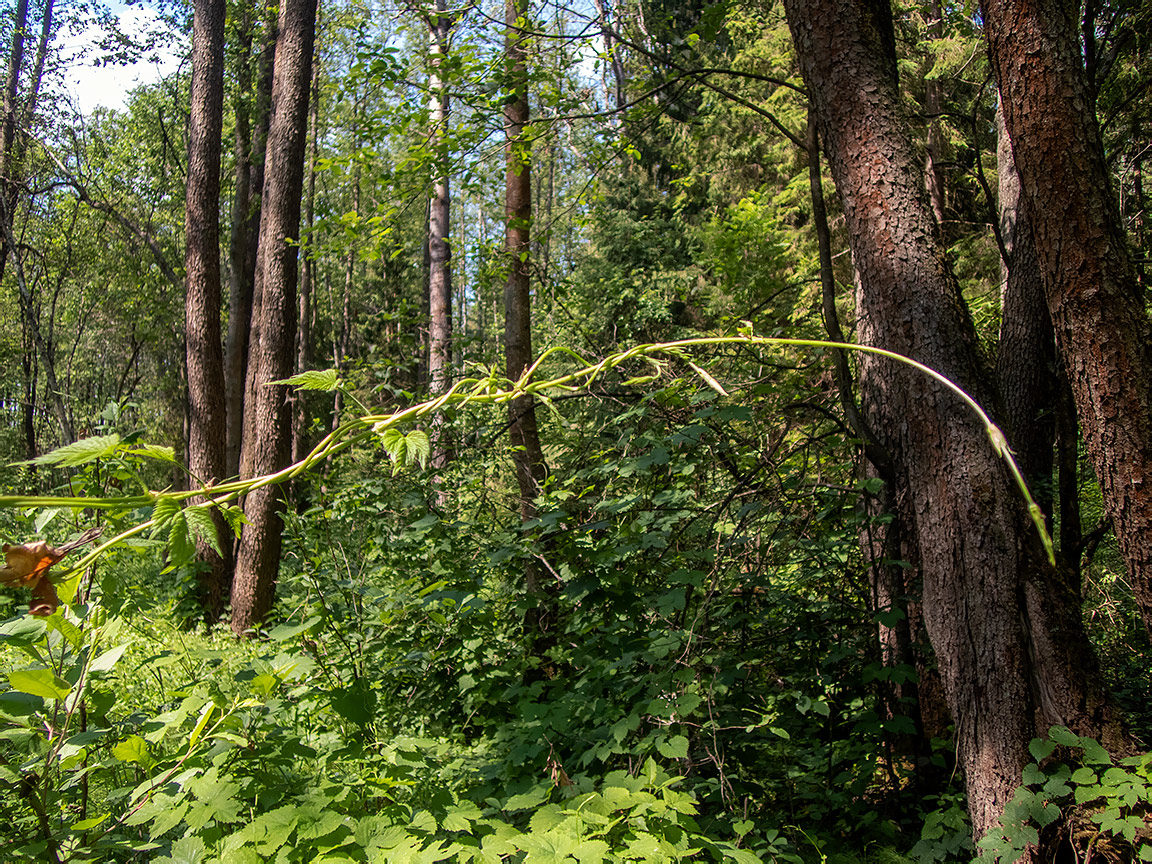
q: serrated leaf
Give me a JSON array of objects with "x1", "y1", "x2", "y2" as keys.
[
  {"x1": 113, "y1": 735, "x2": 153, "y2": 767},
  {"x1": 9, "y1": 668, "x2": 70, "y2": 699},
  {"x1": 184, "y1": 506, "x2": 222, "y2": 556},
  {"x1": 24, "y1": 434, "x2": 121, "y2": 467},
  {"x1": 270, "y1": 369, "x2": 341, "y2": 391},
  {"x1": 161, "y1": 831, "x2": 209, "y2": 861},
  {"x1": 167, "y1": 513, "x2": 194, "y2": 567},
  {"x1": 128, "y1": 444, "x2": 177, "y2": 463},
  {"x1": 219, "y1": 504, "x2": 248, "y2": 538},
  {"x1": 657, "y1": 734, "x2": 689, "y2": 759},
  {"x1": 406, "y1": 430, "x2": 431, "y2": 469},
  {"x1": 151, "y1": 496, "x2": 181, "y2": 532}
]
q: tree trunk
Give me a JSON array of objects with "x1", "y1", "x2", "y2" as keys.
[
  {"x1": 994, "y1": 101, "x2": 1056, "y2": 524},
  {"x1": 427, "y1": 0, "x2": 453, "y2": 475},
  {"x1": 983, "y1": 0, "x2": 1152, "y2": 639},
  {"x1": 227, "y1": 0, "x2": 278, "y2": 480},
  {"x1": 921, "y1": 0, "x2": 947, "y2": 227},
  {"x1": 504, "y1": 0, "x2": 549, "y2": 629},
  {"x1": 232, "y1": 0, "x2": 318, "y2": 635},
  {"x1": 293, "y1": 25, "x2": 321, "y2": 467},
  {"x1": 184, "y1": 0, "x2": 231, "y2": 622},
  {"x1": 784, "y1": 0, "x2": 1122, "y2": 843}
]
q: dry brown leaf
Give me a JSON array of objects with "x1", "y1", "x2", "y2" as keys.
[{"x1": 0, "y1": 527, "x2": 102, "y2": 616}]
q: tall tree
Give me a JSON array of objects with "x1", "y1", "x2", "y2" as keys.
[
  {"x1": 226, "y1": 0, "x2": 277, "y2": 479},
  {"x1": 232, "y1": 0, "x2": 319, "y2": 635},
  {"x1": 184, "y1": 0, "x2": 231, "y2": 620},
  {"x1": 981, "y1": 0, "x2": 1152, "y2": 639},
  {"x1": 504, "y1": 0, "x2": 549, "y2": 628},
  {"x1": 293, "y1": 12, "x2": 321, "y2": 466},
  {"x1": 783, "y1": 0, "x2": 1123, "y2": 843},
  {"x1": 1, "y1": 0, "x2": 59, "y2": 453},
  {"x1": 426, "y1": 0, "x2": 453, "y2": 474},
  {"x1": 993, "y1": 102, "x2": 1057, "y2": 529}
]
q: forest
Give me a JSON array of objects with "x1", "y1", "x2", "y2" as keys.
[{"x1": 0, "y1": 0, "x2": 1149, "y2": 860}]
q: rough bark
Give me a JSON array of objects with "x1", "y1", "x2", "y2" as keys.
[
  {"x1": 427, "y1": 0, "x2": 453, "y2": 474},
  {"x1": 504, "y1": 0, "x2": 549, "y2": 625},
  {"x1": 228, "y1": 0, "x2": 278, "y2": 480},
  {"x1": 232, "y1": 0, "x2": 317, "y2": 635},
  {"x1": 784, "y1": 0, "x2": 1121, "y2": 843},
  {"x1": 184, "y1": 0, "x2": 232, "y2": 621},
  {"x1": 983, "y1": 0, "x2": 1152, "y2": 639},
  {"x1": 994, "y1": 102, "x2": 1056, "y2": 523}
]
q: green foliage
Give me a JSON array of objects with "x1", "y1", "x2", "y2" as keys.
[{"x1": 978, "y1": 726, "x2": 1152, "y2": 863}]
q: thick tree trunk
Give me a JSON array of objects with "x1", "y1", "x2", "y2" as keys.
[
  {"x1": 227, "y1": 1, "x2": 278, "y2": 480},
  {"x1": 784, "y1": 0, "x2": 1121, "y2": 843},
  {"x1": 427, "y1": 0, "x2": 453, "y2": 474},
  {"x1": 983, "y1": 0, "x2": 1152, "y2": 639},
  {"x1": 184, "y1": 0, "x2": 232, "y2": 621},
  {"x1": 994, "y1": 102, "x2": 1056, "y2": 523},
  {"x1": 504, "y1": 0, "x2": 549, "y2": 626},
  {"x1": 232, "y1": 0, "x2": 318, "y2": 635}
]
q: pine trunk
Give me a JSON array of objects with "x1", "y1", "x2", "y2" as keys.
[
  {"x1": 784, "y1": 0, "x2": 1122, "y2": 842},
  {"x1": 504, "y1": 0, "x2": 549, "y2": 627},
  {"x1": 982, "y1": 0, "x2": 1152, "y2": 640}
]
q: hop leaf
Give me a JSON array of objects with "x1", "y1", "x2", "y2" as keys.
[
  {"x1": 21, "y1": 434, "x2": 121, "y2": 468},
  {"x1": 269, "y1": 369, "x2": 341, "y2": 391}
]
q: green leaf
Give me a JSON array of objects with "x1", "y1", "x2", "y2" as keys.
[
  {"x1": 70, "y1": 813, "x2": 109, "y2": 832},
  {"x1": 9, "y1": 668, "x2": 71, "y2": 700},
  {"x1": 24, "y1": 434, "x2": 121, "y2": 467},
  {"x1": 0, "y1": 616, "x2": 47, "y2": 647},
  {"x1": 128, "y1": 444, "x2": 177, "y2": 463},
  {"x1": 1029, "y1": 737, "x2": 1056, "y2": 762},
  {"x1": 113, "y1": 734, "x2": 153, "y2": 767},
  {"x1": 33, "y1": 507, "x2": 62, "y2": 533},
  {"x1": 167, "y1": 512, "x2": 194, "y2": 566},
  {"x1": 657, "y1": 734, "x2": 689, "y2": 759},
  {"x1": 268, "y1": 616, "x2": 323, "y2": 641},
  {"x1": 406, "y1": 430, "x2": 431, "y2": 469},
  {"x1": 89, "y1": 644, "x2": 128, "y2": 675},
  {"x1": 1048, "y1": 725, "x2": 1080, "y2": 747},
  {"x1": 270, "y1": 369, "x2": 341, "y2": 391},
  {"x1": 1082, "y1": 738, "x2": 1112, "y2": 765},
  {"x1": 151, "y1": 495, "x2": 181, "y2": 531},
  {"x1": 155, "y1": 833, "x2": 207, "y2": 864},
  {"x1": 184, "y1": 505, "x2": 222, "y2": 556},
  {"x1": 1071, "y1": 767, "x2": 1097, "y2": 784}
]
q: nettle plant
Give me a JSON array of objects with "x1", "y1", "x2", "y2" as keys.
[{"x1": 0, "y1": 336, "x2": 1054, "y2": 862}]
